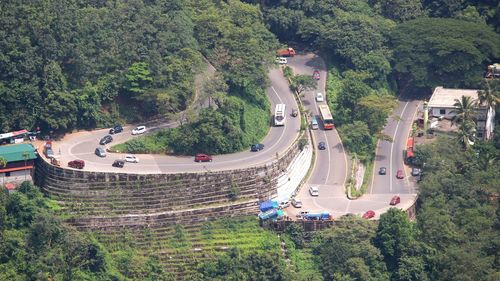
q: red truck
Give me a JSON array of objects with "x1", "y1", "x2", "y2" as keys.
[{"x1": 276, "y1": 48, "x2": 296, "y2": 57}]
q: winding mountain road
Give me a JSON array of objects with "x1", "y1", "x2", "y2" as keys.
[
  {"x1": 45, "y1": 52, "x2": 417, "y2": 218},
  {"x1": 48, "y1": 67, "x2": 301, "y2": 174}
]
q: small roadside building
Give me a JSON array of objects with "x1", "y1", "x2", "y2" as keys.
[
  {"x1": 428, "y1": 87, "x2": 495, "y2": 140},
  {"x1": 0, "y1": 143, "x2": 37, "y2": 190}
]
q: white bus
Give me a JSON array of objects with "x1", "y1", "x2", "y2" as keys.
[
  {"x1": 274, "y1": 104, "x2": 286, "y2": 126},
  {"x1": 318, "y1": 104, "x2": 334, "y2": 130}
]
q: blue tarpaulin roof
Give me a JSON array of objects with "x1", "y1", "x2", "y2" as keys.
[{"x1": 259, "y1": 200, "x2": 278, "y2": 212}]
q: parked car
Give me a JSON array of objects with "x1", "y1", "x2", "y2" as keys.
[
  {"x1": 279, "y1": 201, "x2": 290, "y2": 209},
  {"x1": 68, "y1": 159, "x2": 85, "y2": 169},
  {"x1": 309, "y1": 186, "x2": 319, "y2": 196},
  {"x1": 276, "y1": 57, "x2": 287, "y2": 64},
  {"x1": 315, "y1": 92, "x2": 324, "y2": 102},
  {"x1": 132, "y1": 126, "x2": 147, "y2": 135},
  {"x1": 109, "y1": 125, "x2": 123, "y2": 134},
  {"x1": 291, "y1": 108, "x2": 298, "y2": 117},
  {"x1": 195, "y1": 153, "x2": 212, "y2": 162},
  {"x1": 112, "y1": 159, "x2": 125, "y2": 168},
  {"x1": 362, "y1": 210, "x2": 375, "y2": 219},
  {"x1": 396, "y1": 169, "x2": 404, "y2": 179},
  {"x1": 379, "y1": 167, "x2": 387, "y2": 175},
  {"x1": 251, "y1": 143, "x2": 265, "y2": 152},
  {"x1": 124, "y1": 154, "x2": 139, "y2": 163},
  {"x1": 99, "y1": 135, "x2": 113, "y2": 145},
  {"x1": 313, "y1": 70, "x2": 320, "y2": 80},
  {"x1": 390, "y1": 195, "x2": 401, "y2": 206},
  {"x1": 291, "y1": 198, "x2": 302, "y2": 208},
  {"x1": 411, "y1": 167, "x2": 421, "y2": 176},
  {"x1": 95, "y1": 147, "x2": 106, "y2": 157},
  {"x1": 296, "y1": 211, "x2": 309, "y2": 219},
  {"x1": 318, "y1": 141, "x2": 326, "y2": 150}
]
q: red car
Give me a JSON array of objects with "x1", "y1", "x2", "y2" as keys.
[
  {"x1": 195, "y1": 153, "x2": 212, "y2": 162},
  {"x1": 390, "y1": 196, "x2": 401, "y2": 206},
  {"x1": 396, "y1": 169, "x2": 404, "y2": 179},
  {"x1": 362, "y1": 210, "x2": 375, "y2": 219},
  {"x1": 68, "y1": 159, "x2": 85, "y2": 169},
  {"x1": 313, "y1": 70, "x2": 320, "y2": 80}
]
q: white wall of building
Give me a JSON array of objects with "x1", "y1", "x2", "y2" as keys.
[{"x1": 0, "y1": 169, "x2": 32, "y2": 186}]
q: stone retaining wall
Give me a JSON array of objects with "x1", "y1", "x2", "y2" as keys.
[{"x1": 35, "y1": 137, "x2": 304, "y2": 228}]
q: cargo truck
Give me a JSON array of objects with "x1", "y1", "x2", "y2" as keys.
[
  {"x1": 258, "y1": 208, "x2": 284, "y2": 221},
  {"x1": 276, "y1": 48, "x2": 296, "y2": 57}
]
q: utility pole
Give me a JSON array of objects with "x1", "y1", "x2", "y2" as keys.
[{"x1": 423, "y1": 101, "x2": 429, "y2": 137}]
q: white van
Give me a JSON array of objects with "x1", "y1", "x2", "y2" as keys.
[{"x1": 311, "y1": 117, "x2": 319, "y2": 130}]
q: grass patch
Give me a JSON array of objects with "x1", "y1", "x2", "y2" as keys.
[{"x1": 45, "y1": 199, "x2": 63, "y2": 211}]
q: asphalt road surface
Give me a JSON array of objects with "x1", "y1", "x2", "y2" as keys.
[
  {"x1": 286, "y1": 53, "x2": 418, "y2": 219},
  {"x1": 50, "y1": 67, "x2": 301, "y2": 174}
]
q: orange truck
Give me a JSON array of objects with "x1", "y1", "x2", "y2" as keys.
[{"x1": 276, "y1": 47, "x2": 296, "y2": 57}]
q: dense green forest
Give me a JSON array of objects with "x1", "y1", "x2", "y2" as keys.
[
  {"x1": 0, "y1": 0, "x2": 276, "y2": 154},
  {"x1": 260, "y1": 0, "x2": 500, "y2": 158}
]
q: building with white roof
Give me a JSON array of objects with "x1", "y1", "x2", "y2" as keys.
[{"x1": 428, "y1": 87, "x2": 495, "y2": 140}]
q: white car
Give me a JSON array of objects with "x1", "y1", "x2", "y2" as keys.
[
  {"x1": 291, "y1": 198, "x2": 302, "y2": 208},
  {"x1": 276, "y1": 57, "x2": 287, "y2": 64},
  {"x1": 279, "y1": 201, "x2": 290, "y2": 209},
  {"x1": 309, "y1": 186, "x2": 319, "y2": 196},
  {"x1": 315, "y1": 93, "x2": 324, "y2": 102},
  {"x1": 132, "y1": 126, "x2": 146, "y2": 135},
  {"x1": 124, "y1": 154, "x2": 139, "y2": 163}
]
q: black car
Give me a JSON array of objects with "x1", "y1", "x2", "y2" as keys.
[
  {"x1": 379, "y1": 167, "x2": 387, "y2": 175},
  {"x1": 109, "y1": 125, "x2": 123, "y2": 134},
  {"x1": 112, "y1": 160, "x2": 125, "y2": 168},
  {"x1": 318, "y1": 141, "x2": 326, "y2": 150},
  {"x1": 251, "y1": 143, "x2": 265, "y2": 152},
  {"x1": 99, "y1": 135, "x2": 113, "y2": 145}
]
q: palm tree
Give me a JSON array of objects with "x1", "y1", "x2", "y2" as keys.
[
  {"x1": 456, "y1": 120, "x2": 476, "y2": 149},
  {"x1": 450, "y1": 95, "x2": 477, "y2": 127},
  {"x1": 0, "y1": 156, "x2": 7, "y2": 186},
  {"x1": 478, "y1": 79, "x2": 500, "y2": 109}
]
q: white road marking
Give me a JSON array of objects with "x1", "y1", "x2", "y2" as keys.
[{"x1": 390, "y1": 101, "x2": 409, "y2": 192}]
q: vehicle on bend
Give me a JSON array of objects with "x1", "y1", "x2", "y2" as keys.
[
  {"x1": 362, "y1": 210, "x2": 375, "y2": 219},
  {"x1": 318, "y1": 104, "x2": 334, "y2": 130},
  {"x1": 313, "y1": 70, "x2": 320, "y2": 80},
  {"x1": 396, "y1": 169, "x2": 404, "y2": 179},
  {"x1": 291, "y1": 108, "x2": 298, "y2": 117},
  {"x1": 303, "y1": 211, "x2": 332, "y2": 221},
  {"x1": 112, "y1": 160, "x2": 125, "y2": 168},
  {"x1": 124, "y1": 154, "x2": 139, "y2": 163},
  {"x1": 109, "y1": 125, "x2": 123, "y2": 134},
  {"x1": 318, "y1": 141, "x2": 326, "y2": 150},
  {"x1": 390, "y1": 196, "x2": 400, "y2": 206},
  {"x1": 251, "y1": 143, "x2": 264, "y2": 152},
  {"x1": 99, "y1": 135, "x2": 113, "y2": 145},
  {"x1": 68, "y1": 159, "x2": 85, "y2": 169},
  {"x1": 95, "y1": 147, "x2": 106, "y2": 157},
  {"x1": 311, "y1": 116, "x2": 319, "y2": 130},
  {"x1": 276, "y1": 57, "x2": 287, "y2": 64},
  {"x1": 276, "y1": 47, "x2": 296, "y2": 57},
  {"x1": 315, "y1": 92, "x2": 324, "y2": 102},
  {"x1": 291, "y1": 198, "x2": 302, "y2": 208},
  {"x1": 379, "y1": 167, "x2": 387, "y2": 175},
  {"x1": 195, "y1": 153, "x2": 212, "y2": 162},
  {"x1": 279, "y1": 201, "x2": 290, "y2": 209},
  {"x1": 274, "y1": 104, "x2": 286, "y2": 126},
  {"x1": 309, "y1": 186, "x2": 319, "y2": 196},
  {"x1": 132, "y1": 126, "x2": 147, "y2": 135}
]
